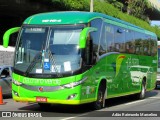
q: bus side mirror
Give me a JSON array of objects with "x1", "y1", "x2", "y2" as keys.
[
  {"x1": 3, "y1": 27, "x2": 20, "y2": 48},
  {"x1": 79, "y1": 27, "x2": 97, "y2": 49}
]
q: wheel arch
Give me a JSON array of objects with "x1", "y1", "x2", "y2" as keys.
[
  {"x1": 142, "y1": 76, "x2": 147, "y2": 86},
  {"x1": 96, "y1": 78, "x2": 107, "y2": 99}
]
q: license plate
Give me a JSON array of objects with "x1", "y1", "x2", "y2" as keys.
[{"x1": 36, "y1": 97, "x2": 47, "y2": 102}]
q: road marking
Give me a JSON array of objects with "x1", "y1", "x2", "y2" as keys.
[
  {"x1": 60, "y1": 113, "x2": 89, "y2": 120},
  {"x1": 60, "y1": 96, "x2": 160, "y2": 119},
  {"x1": 61, "y1": 100, "x2": 147, "y2": 119},
  {"x1": 148, "y1": 96, "x2": 160, "y2": 99},
  {"x1": 60, "y1": 117, "x2": 77, "y2": 120},
  {"x1": 124, "y1": 99, "x2": 145, "y2": 105}
]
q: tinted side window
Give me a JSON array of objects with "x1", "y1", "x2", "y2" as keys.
[
  {"x1": 150, "y1": 36, "x2": 157, "y2": 56},
  {"x1": 114, "y1": 26, "x2": 125, "y2": 53},
  {"x1": 135, "y1": 32, "x2": 144, "y2": 55},
  {"x1": 99, "y1": 23, "x2": 107, "y2": 55},
  {"x1": 105, "y1": 24, "x2": 115, "y2": 52},
  {"x1": 125, "y1": 30, "x2": 135, "y2": 54},
  {"x1": 90, "y1": 19, "x2": 103, "y2": 54},
  {"x1": 143, "y1": 35, "x2": 151, "y2": 56}
]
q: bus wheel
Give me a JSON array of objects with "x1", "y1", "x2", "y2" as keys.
[
  {"x1": 38, "y1": 103, "x2": 51, "y2": 109},
  {"x1": 93, "y1": 85, "x2": 106, "y2": 110},
  {"x1": 137, "y1": 81, "x2": 146, "y2": 99},
  {"x1": 155, "y1": 84, "x2": 158, "y2": 89}
]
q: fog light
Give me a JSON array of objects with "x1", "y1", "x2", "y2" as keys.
[
  {"x1": 67, "y1": 94, "x2": 77, "y2": 100},
  {"x1": 13, "y1": 91, "x2": 19, "y2": 97}
]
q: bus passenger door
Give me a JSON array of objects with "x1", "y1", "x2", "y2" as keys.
[
  {"x1": 122, "y1": 69, "x2": 132, "y2": 93},
  {"x1": 146, "y1": 67, "x2": 153, "y2": 89},
  {"x1": 106, "y1": 64, "x2": 116, "y2": 96},
  {"x1": 106, "y1": 55, "x2": 124, "y2": 96},
  {"x1": 129, "y1": 66, "x2": 141, "y2": 91}
]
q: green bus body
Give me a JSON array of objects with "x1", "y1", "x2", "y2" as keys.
[{"x1": 3, "y1": 12, "x2": 157, "y2": 108}]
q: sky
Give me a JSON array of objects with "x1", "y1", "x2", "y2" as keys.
[{"x1": 151, "y1": 20, "x2": 160, "y2": 26}]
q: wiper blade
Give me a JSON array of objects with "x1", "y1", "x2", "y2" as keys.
[
  {"x1": 48, "y1": 50, "x2": 63, "y2": 78},
  {"x1": 24, "y1": 52, "x2": 42, "y2": 76}
]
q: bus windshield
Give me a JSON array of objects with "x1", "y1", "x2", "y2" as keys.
[{"x1": 14, "y1": 25, "x2": 84, "y2": 75}]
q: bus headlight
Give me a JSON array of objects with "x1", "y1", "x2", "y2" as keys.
[
  {"x1": 13, "y1": 90, "x2": 19, "y2": 97},
  {"x1": 12, "y1": 79, "x2": 23, "y2": 86},
  {"x1": 62, "y1": 77, "x2": 87, "y2": 88},
  {"x1": 67, "y1": 93, "x2": 77, "y2": 100}
]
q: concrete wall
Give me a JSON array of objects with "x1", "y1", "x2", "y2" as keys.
[
  {"x1": 0, "y1": 46, "x2": 15, "y2": 66},
  {"x1": 0, "y1": 51, "x2": 14, "y2": 66}
]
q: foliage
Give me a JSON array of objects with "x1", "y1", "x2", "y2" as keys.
[
  {"x1": 50, "y1": 0, "x2": 90, "y2": 11},
  {"x1": 124, "y1": 0, "x2": 152, "y2": 22},
  {"x1": 105, "y1": 0, "x2": 152, "y2": 22},
  {"x1": 95, "y1": 1, "x2": 160, "y2": 39},
  {"x1": 105, "y1": 0, "x2": 124, "y2": 11},
  {"x1": 50, "y1": 0, "x2": 160, "y2": 39}
]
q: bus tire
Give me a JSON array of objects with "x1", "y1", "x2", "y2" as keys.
[
  {"x1": 137, "y1": 81, "x2": 146, "y2": 99},
  {"x1": 93, "y1": 85, "x2": 106, "y2": 110},
  {"x1": 155, "y1": 84, "x2": 158, "y2": 89}
]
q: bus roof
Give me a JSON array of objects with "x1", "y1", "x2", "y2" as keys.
[
  {"x1": 23, "y1": 11, "x2": 157, "y2": 37},
  {"x1": 24, "y1": 11, "x2": 97, "y2": 25}
]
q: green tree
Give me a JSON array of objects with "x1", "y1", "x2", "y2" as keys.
[
  {"x1": 124, "y1": 0, "x2": 152, "y2": 22},
  {"x1": 105, "y1": 0, "x2": 124, "y2": 11},
  {"x1": 49, "y1": 0, "x2": 160, "y2": 39}
]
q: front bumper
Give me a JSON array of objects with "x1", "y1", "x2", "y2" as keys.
[{"x1": 12, "y1": 84, "x2": 96, "y2": 105}]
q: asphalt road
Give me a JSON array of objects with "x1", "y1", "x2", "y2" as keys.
[{"x1": 1, "y1": 87, "x2": 160, "y2": 120}]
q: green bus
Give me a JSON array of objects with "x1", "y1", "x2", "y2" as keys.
[
  {"x1": 156, "y1": 41, "x2": 160, "y2": 88},
  {"x1": 3, "y1": 11, "x2": 157, "y2": 109}
]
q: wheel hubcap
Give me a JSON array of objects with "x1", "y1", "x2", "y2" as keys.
[{"x1": 141, "y1": 85, "x2": 145, "y2": 97}]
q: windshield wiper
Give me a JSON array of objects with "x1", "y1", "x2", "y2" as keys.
[
  {"x1": 48, "y1": 49, "x2": 63, "y2": 78},
  {"x1": 24, "y1": 51, "x2": 42, "y2": 76}
]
